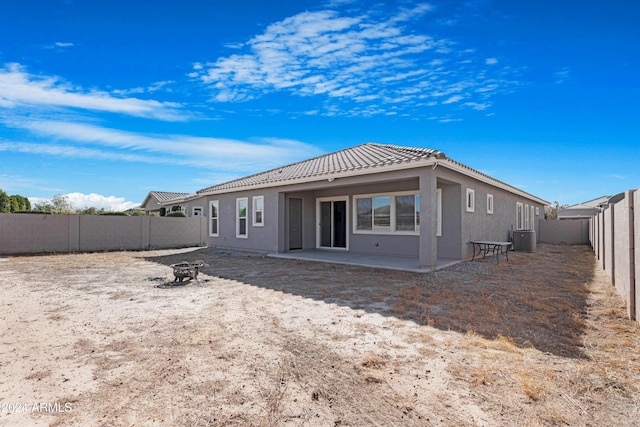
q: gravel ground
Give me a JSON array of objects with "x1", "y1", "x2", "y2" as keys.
[{"x1": 0, "y1": 244, "x2": 638, "y2": 426}]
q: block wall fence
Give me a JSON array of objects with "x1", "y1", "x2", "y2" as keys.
[
  {"x1": 0, "y1": 214, "x2": 207, "y2": 255},
  {"x1": 591, "y1": 189, "x2": 639, "y2": 324}
]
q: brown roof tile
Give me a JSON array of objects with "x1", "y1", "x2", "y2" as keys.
[{"x1": 197, "y1": 143, "x2": 444, "y2": 194}]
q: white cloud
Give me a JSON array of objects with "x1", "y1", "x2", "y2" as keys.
[
  {"x1": 0, "y1": 63, "x2": 187, "y2": 121},
  {"x1": 28, "y1": 193, "x2": 140, "y2": 211},
  {"x1": 1, "y1": 119, "x2": 322, "y2": 172},
  {"x1": 554, "y1": 67, "x2": 570, "y2": 84},
  {"x1": 54, "y1": 42, "x2": 75, "y2": 48},
  {"x1": 606, "y1": 174, "x2": 626, "y2": 180},
  {"x1": 194, "y1": 4, "x2": 515, "y2": 116},
  {"x1": 442, "y1": 95, "x2": 464, "y2": 104}
]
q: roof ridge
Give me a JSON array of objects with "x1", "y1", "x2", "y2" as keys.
[
  {"x1": 196, "y1": 142, "x2": 446, "y2": 194},
  {"x1": 198, "y1": 143, "x2": 374, "y2": 194}
]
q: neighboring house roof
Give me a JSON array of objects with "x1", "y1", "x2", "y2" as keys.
[
  {"x1": 197, "y1": 143, "x2": 549, "y2": 205},
  {"x1": 140, "y1": 191, "x2": 191, "y2": 209},
  {"x1": 150, "y1": 191, "x2": 191, "y2": 203},
  {"x1": 557, "y1": 197, "x2": 609, "y2": 219},
  {"x1": 557, "y1": 195, "x2": 610, "y2": 218},
  {"x1": 564, "y1": 196, "x2": 610, "y2": 210}
]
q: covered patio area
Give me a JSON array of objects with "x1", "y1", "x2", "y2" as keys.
[{"x1": 268, "y1": 249, "x2": 460, "y2": 273}]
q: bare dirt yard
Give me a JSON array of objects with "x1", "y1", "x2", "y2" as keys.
[{"x1": 1, "y1": 244, "x2": 639, "y2": 426}]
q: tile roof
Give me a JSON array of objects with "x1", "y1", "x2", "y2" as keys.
[
  {"x1": 197, "y1": 143, "x2": 445, "y2": 194},
  {"x1": 149, "y1": 191, "x2": 191, "y2": 203}
]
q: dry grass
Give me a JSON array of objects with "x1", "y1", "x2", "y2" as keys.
[{"x1": 2, "y1": 244, "x2": 640, "y2": 426}]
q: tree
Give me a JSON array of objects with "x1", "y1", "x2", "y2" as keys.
[
  {"x1": 33, "y1": 200, "x2": 54, "y2": 213},
  {"x1": 545, "y1": 201, "x2": 569, "y2": 220},
  {"x1": 0, "y1": 189, "x2": 9, "y2": 213},
  {"x1": 9, "y1": 195, "x2": 31, "y2": 212},
  {"x1": 50, "y1": 194, "x2": 73, "y2": 214}
]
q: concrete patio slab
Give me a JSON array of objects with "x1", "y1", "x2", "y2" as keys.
[{"x1": 268, "y1": 249, "x2": 460, "y2": 273}]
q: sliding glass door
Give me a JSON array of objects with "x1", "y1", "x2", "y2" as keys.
[{"x1": 317, "y1": 197, "x2": 348, "y2": 249}]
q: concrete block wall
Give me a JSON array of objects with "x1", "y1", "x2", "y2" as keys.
[
  {"x1": 0, "y1": 214, "x2": 206, "y2": 255},
  {"x1": 539, "y1": 219, "x2": 590, "y2": 244},
  {"x1": 592, "y1": 188, "x2": 638, "y2": 324}
]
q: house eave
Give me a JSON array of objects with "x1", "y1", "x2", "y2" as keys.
[
  {"x1": 437, "y1": 159, "x2": 550, "y2": 205},
  {"x1": 197, "y1": 156, "x2": 549, "y2": 205}
]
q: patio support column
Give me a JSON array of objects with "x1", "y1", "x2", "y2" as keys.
[
  {"x1": 277, "y1": 192, "x2": 286, "y2": 253},
  {"x1": 419, "y1": 168, "x2": 438, "y2": 268}
]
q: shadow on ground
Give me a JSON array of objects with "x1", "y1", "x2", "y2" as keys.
[{"x1": 145, "y1": 244, "x2": 594, "y2": 358}]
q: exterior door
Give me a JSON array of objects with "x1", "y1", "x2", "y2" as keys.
[
  {"x1": 288, "y1": 198, "x2": 303, "y2": 250},
  {"x1": 317, "y1": 197, "x2": 348, "y2": 249}
]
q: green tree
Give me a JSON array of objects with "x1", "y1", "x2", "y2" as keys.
[
  {"x1": 33, "y1": 200, "x2": 53, "y2": 213},
  {"x1": 0, "y1": 189, "x2": 10, "y2": 213},
  {"x1": 7, "y1": 195, "x2": 30, "y2": 212}
]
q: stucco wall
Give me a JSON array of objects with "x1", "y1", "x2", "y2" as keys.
[
  {"x1": 0, "y1": 214, "x2": 206, "y2": 255},
  {"x1": 434, "y1": 167, "x2": 544, "y2": 260},
  {"x1": 202, "y1": 166, "x2": 546, "y2": 263},
  {"x1": 205, "y1": 188, "x2": 282, "y2": 253}
]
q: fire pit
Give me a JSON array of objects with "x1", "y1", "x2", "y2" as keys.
[{"x1": 169, "y1": 260, "x2": 208, "y2": 283}]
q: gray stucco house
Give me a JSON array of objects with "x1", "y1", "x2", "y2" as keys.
[{"x1": 185, "y1": 143, "x2": 548, "y2": 268}]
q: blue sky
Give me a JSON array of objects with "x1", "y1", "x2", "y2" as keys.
[{"x1": 0, "y1": 0, "x2": 638, "y2": 210}]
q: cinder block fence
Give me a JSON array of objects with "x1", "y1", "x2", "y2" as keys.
[
  {"x1": 591, "y1": 189, "x2": 639, "y2": 324},
  {"x1": 0, "y1": 214, "x2": 207, "y2": 255}
]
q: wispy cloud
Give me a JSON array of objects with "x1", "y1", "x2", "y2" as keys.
[
  {"x1": 1, "y1": 120, "x2": 322, "y2": 172},
  {"x1": 0, "y1": 63, "x2": 187, "y2": 121},
  {"x1": 195, "y1": 4, "x2": 518, "y2": 117},
  {"x1": 554, "y1": 67, "x2": 570, "y2": 84},
  {"x1": 606, "y1": 173, "x2": 626, "y2": 180}
]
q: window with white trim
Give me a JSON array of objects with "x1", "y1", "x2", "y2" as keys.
[
  {"x1": 436, "y1": 188, "x2": 442, "y2": 237},
  {"x1": 530, "y1": 205, "x2": 535, "y2": 229},
  {"x1": 466, "y1": 188, "x2": 475, "y2": 212},
  {"x1": 354, "y1": 191, "x2": 420, "y2": 234},
  {"x1": 253, "y1": 196, "x2": 264, "y2": 227},
  {"x1": 209, "y1": 200, "x2": 219, "y2": 237},
  {"x1": 236, "y1": 198, "x2": 248, "y2": 238},
  {"x1": 487, "y1": 194, "x2": 494, "y2": 214},
  {"x1": 516, "y1": 202, "x2": 524, "y2": 230},
  {"x1": 524, "y1": 204, "x2": 530, "y2": 229}
]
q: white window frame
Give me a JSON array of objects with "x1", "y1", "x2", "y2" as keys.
[
  {"x1": 524, "y1": 204, "x2": 530, "y2": 229},
  {"x1": 236, "y1": 197, "x2": 248, "y2": 239},
  {"x1": 531, "y1": 205, "x2": 535, "y2": 229},
  {"x1": 436, "y1": 188, "x2": 442, "y2": 237},
  {"x1": 209, "y1": 200, "x2": 219, "y2": 237},
  {"x1": 252, "y1": 196, "x2": 264, "y2": 227},
  {"x1": 516, "y1": 202, "x2": 524, "y2": 230},
  {"x1": 353, "y1": 190, "x2": 420, "y2": 235},
  {"x1": 486, "y1": 194, "x2": 494, "y2": 214},
  {"x1": 466, "y1": 188, "x2": 475, "y2": 213},
  {"x1": 316, "y1": 196, "x2": 350, "y2": 250}
]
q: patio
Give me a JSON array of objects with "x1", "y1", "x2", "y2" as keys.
[{"x1": 268, "y1": 249, "x2": 460, "y2": 273}]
